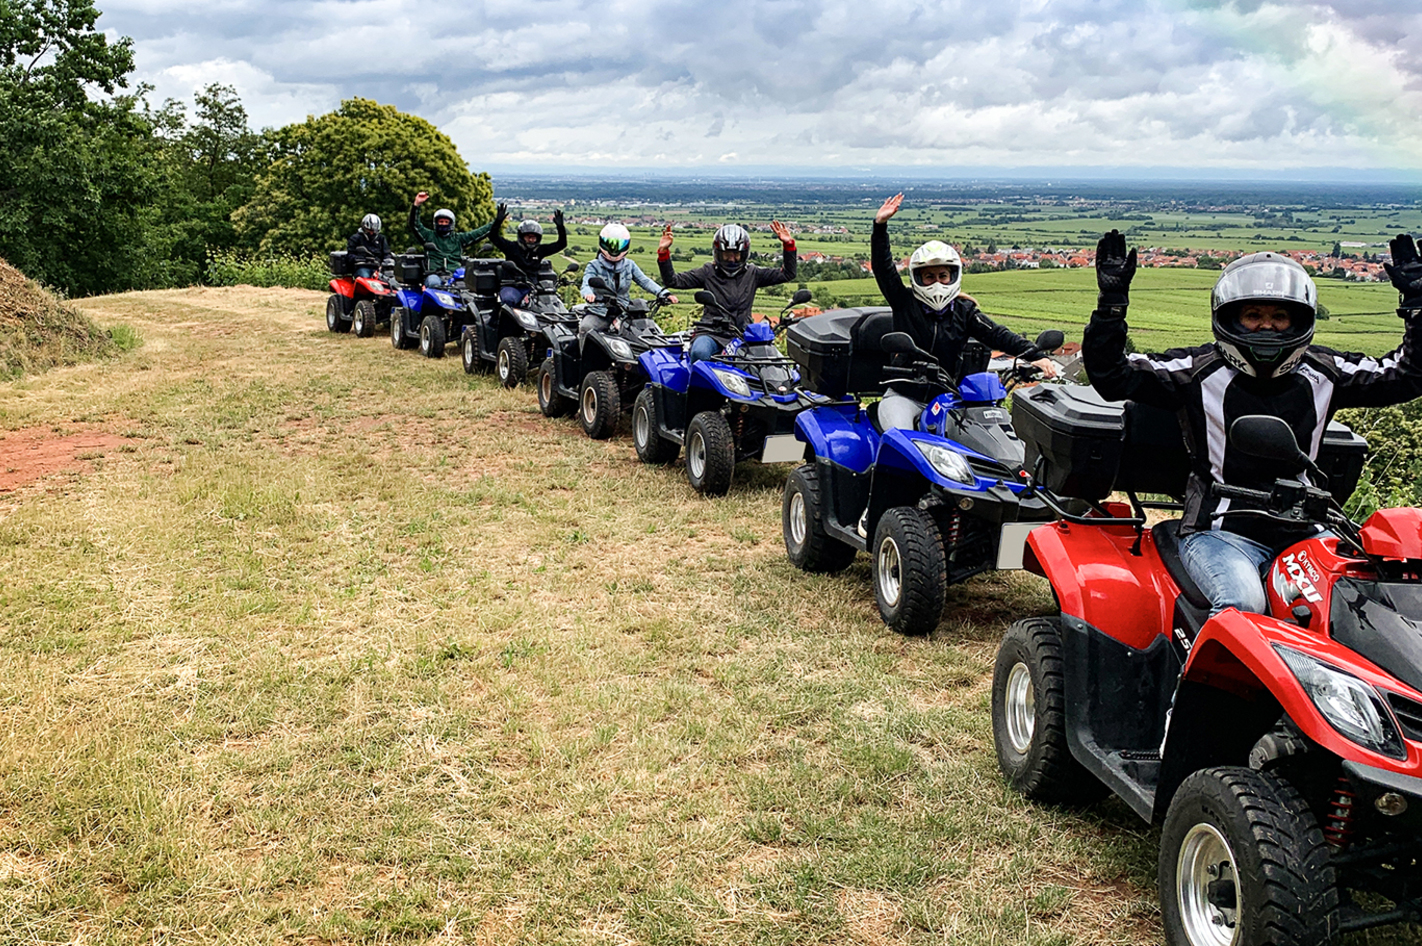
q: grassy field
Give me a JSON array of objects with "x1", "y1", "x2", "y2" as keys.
[{"x1": 2, "y1": 287, "x2": 1419, "y2": 944}]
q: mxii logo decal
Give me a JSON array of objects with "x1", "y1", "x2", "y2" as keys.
[{"x1": 1273, "y1": 550, "x2": 1324, "y2": 604}]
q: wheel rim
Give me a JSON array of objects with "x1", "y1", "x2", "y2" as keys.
[
  {"x1": 634, "y1": 403, "x2": 650, "y2": 447},
  {"x1": 877, "y1": 534, "x2": 902, "y2": 607},
  {"x1": 688, "y1": 431, "x2": 706, "y2": 479},
  {"x1": 497, "y1": 348, "x2": 510, "y2": 381},
  {"x1": 582, "y1": 385, "x2": 598, "y2": 425},
  {"x1": 327, "y1": 305, "x2": 338, "y2": 330},
  {"x1": 464, "y1": 336, "x2": 475, "y2": 369},
  {"x1": 1004, "y1": 662, "x2": 1036, "y2": 755},
  {"x1": 392, "y1": 315, "x2": 400, "y2": 344},
  {"x1": 788, "y1": 490, "x2": 807, "y2": 548},
  {"x1": 540, "y1": 370, "x2": 553, "y2": 406},
  {"x1": 353, "y1": 308, "x2": 364, "y2": 333},
  {"x1": 420, "y1": 324, "x2": 431, "y2": 353},
  {"x1": 1177, "y1": 823, "x2": 1241, "y2": 946}
]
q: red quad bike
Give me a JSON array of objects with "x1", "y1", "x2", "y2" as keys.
[
  {"x1": 325, "y1": 250, "x2": 397, "y2": 338},
  {"x1": 995, "y1": 393, "x2": 1422, "y2": 943}
]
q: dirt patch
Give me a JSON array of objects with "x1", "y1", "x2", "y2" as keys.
[{"x1": 0, "y1": 427, "x2": 132, "y2": 492}]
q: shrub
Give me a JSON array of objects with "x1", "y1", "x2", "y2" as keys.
[{"x1": 206, "y1": 252, "x2": 329, "y2": 291}]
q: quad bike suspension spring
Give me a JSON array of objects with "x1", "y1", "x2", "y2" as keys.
[
  {"x1": 942, "y1": 509, "x2": 962, "y2": 554},
  {"x1": 733, "y1": 410, "x2": 746, "y2": 441},
  {"x1": 1324, "y1": 777, "x2": 1359, "y2": 850}
]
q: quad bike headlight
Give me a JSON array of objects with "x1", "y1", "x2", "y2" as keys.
[
  {"x1": 511, "y1": 308, "x2": 539, "y2": 331},
  {"x1": 914, "y1": 441, "x2": 975, "y2": 485},
  {"x1": 1274, "y1": 645, "x2": 1406, "y2": 760},
  {"x1": 431, "y1": 291, "x2": 457, "y2": 308},
  {"x1": 606, "y1": 338, "x2": 633, "y2": 360},
  {"x1": 709, "y1": 368, "x2": 754, "y2": 398}
]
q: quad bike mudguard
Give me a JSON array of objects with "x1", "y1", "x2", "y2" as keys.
[{"x1": 794, "y1": 403, "x2": 876, "y2": 475}]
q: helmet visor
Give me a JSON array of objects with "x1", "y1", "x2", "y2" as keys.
[{"x1": 914, "y1": 264, "x2": 960, "y2": 286}]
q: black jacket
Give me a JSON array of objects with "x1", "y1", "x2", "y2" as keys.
[
  {"x1": 658, "y1": 242, "x2": 797, "y2": 340},
  {"x1": 489, "y1": 219, "x2": 568, "y2": 277},
  {"x1": 1083, "y1": 307, "x2": 1422, "y2": 542},
  {"x1": 871, "y1": 221, "x2": 1033, "y2": 374},
  {"x1": 346, "y1": 229, "x2": 390, "y2": 265}
]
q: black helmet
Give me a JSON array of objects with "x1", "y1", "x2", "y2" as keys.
[
  {"x1": 517, "y1": 219, "x2": 543, "y2": 248},
  {"x1": 713, "y1": 224, "x2": 750, "y2": 277},
  {"x1": 1210, "y1": 252, "x2": 1317, "y2": 379}
]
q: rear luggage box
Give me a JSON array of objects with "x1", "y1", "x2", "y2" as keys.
[
  {"x1": 1012, "y1": 383, "x2": 1368, "y2": 504},
  {"x1": 461, "y1": 258, "x2": 502, "y2": 298},
  {"x1": 395, "y1": 253, "x2": 424, "y2": 286},
  {"x1": 329, "y1": 250, "x2": 352, "y2": 276},
  {"x1": 787, "y1": 307, "x2": 896, "y2": 399}
]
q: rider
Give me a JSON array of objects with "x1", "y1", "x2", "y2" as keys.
[
  {"x1": 577, "y1": 223, "x2": 677, "y2": 338},
  {"x1": 409, "y1": 192, "x2": 493, "y2": 287},
  {"x1": 347, "y1": 213, "x2": 391, "y2": 278},
  {"x1": 657, "y1": 220, "x2": 797, "y2": 364},
  {"x1": 871, "y1": 193, "x2": 1059, "y2": 431},
  {"x1": 1084, "y1": 229, "x2": 1422, "y2": 615},
  {"x1": 489, "y1": 203, "x2": 568, "y2": 306}
]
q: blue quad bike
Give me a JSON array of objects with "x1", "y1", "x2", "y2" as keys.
[
  {"x1": 460, "y1": 259, "x2": 581, "y2": 388},
  {"x1": 633, "y1": 288, "x2": 835, "y2": 495},
  {"x1": 537, "y1": 276, "x2": 684, "y2": 439},
  {"x1": 781, "y1": 309, "x2": 1066, "y2": 635},
  {"x1": 389, "y1": 247, "x2": 478, "y2": 358}
]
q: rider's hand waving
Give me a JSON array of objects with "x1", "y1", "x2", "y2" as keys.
[
  {"x1": 658, "y1": 224, "x2": 674, "y2": 253},
  {"x1": 552, "y1": 209, "x2": 565, "y2": 227},
  {"x1": 875, "y1": 193, "x2": 904, "y2": 224},
  {"x1": 1386, "y1": 233, "x2": 1422, "y2": 312},
  {"x1": 1095, "y1": 229, "x2": 1137, "y2": 315},
  {"x1": 493, "y1": 202, "x2": 507, "y2": 227},
  {"x1": 771, "y1": 220, "x2": 795, "y2": 246},
  {"x1": 414, "y1": 192, "x2": 429, "y2": 206}
]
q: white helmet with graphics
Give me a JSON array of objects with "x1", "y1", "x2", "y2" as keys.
[
  {"x1": 361, "y1": 213, "x2": 382, "y2": 234},
  {"x1": 598, "y1": 223, "x2": 631, "y2": 262},
  {"x1": 908, "y1": 241, "x2": 962, "y2": 313}
]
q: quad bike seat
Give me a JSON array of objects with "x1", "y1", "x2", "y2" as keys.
[{"x1": 1151, "y1": 520, "x2": 1211, "y2": 611}]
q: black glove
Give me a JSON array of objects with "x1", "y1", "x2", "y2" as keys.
[
  {"x1": 552, "y1": 209, "x2": 564, "y2": 227},
  {"x1": 493, "y1": 202, "x2": 507, "y2": 227},
  {"x1": 1385, "y1": 233, "x2": 1422, "y2": 311},
  {"x1": 1095, "y1": 229, "x2": 1137, "y2": 313}
]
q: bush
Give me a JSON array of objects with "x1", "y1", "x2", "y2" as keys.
[
  {"x1": 1336, "y1": 403, "x2": 1422, "y2": 518},
  {"x1": 206, "y1": 252, "x2": 329, "y2": 291}
]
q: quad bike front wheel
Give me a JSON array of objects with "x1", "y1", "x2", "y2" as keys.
[
  {"x1": 633, "y1": 388, "x2": 679, "y2": 464},
  {"x1": 538, "y1": 358, "x2": 574, "y2": 418},
  {"x1": 390, "y1": 308, "x2": 415, "y2": 350},
  {"x1": 782, "y1": 463, "x2": 855, "y2": 572},
  {"x1": 685, "y1": 411, "x2": 735, "y2": 496},
  {"x1": 496, "y1": 336, "x2": 528, "y2": 388},
  {"x1": 579, "y1": 370, "x2": 620, "y2": 440},
  {"x1": 419, "y1": 315, "x2": 446, "y2": 358},
  {"x1": 326, "y1": 294, "x2": 350, "y2": 333},
  {"x1": 1160, "y1": 767, "x2": 1338, "y2": 946},
  {"x1": 352, "y1": 300, "x2": 377, "y2": 338},
  {"x1": 461, "y1": 329, "x2": 481, "y2": 374},
  {"x1": 991, "y1": 616, "x2": 1108, "y2": 804},
  {"x1": 872, "y1": 506, "x2": 946, "y2": 635}
]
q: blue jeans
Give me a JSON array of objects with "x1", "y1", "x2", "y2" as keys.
[
  {"x1": 355, "y1": 266, "x2": 375, "y2": 279},
  {"x1": 500, "y1": 286, "x2": 529, "y2": 307},
  {"x1": 424, "y1": 273, "x2": 444, "y2": 288},
  {"x1": 688, "y1": 334, "x2": 723, "y2": 365},
  {"x1": 1179, "y1": 530, "x2": 1274, "y2": 615}
]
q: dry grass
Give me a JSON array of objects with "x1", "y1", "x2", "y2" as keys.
[
  {"x1": 0, "y1": 285, "x2": 1415, "y2": 945},
  {"x1": 0, "y1": 257, "x2": 121, "y2": 380}
]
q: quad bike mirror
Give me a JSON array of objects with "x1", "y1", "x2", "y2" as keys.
[
  {"x1": 880, "y1": 332, "x2": 921, "y2": 356},
  {"x1": 1229, "y1": 415, "x2": 1307, "y2": 471},
  {"x1": 790, "y1": 288, "x2": 813, "y2": 306},
  {"x1": 587, "y1": 276, "x2": 609, "y2": 291},
  {"x1": 478, "y1": 243, "x2": 496, "y2": 256},
  {"x1": 564, "y1": 261, "x2": 579, "y2": 273},
  {"x1": 694, "y1": 290, "x2": 719, "y2": 307},
  {"x1": 1033, "y1": 329, "x2": 1065, "y2": 353},
  {"x1": 424, "y1": 242, "x2": 437, "y2": 252}
]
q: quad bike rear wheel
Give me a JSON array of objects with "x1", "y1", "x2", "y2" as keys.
[
  {"x1": 782, "y1": 463, "x2": 856, "y2": 572},
  {"x1": 391, "y1": 308, "x2": 415, "y2": 350},
  {"x1": 632, "y1": 388, "x2": 679, "y2": 464},
  {"x1": 538, "y1": 358, "x2": 574, "y2": 417},
  {"x1": 579, "y1": 370, "x2": 620, "y2": 440},
  {"x1": 326, "y1": 294, "x2": 351, "y2": 333},
  {"x1": 872, "y1": 506, "x2": 946, "y2": 635},
  {"x1": 352, "y1": 300, "x2": 377, "y2": 338},
  {"x1": 419, "y1": 315, "x2": 446, "y2": 358},
  {"x1": 686, "y1": 411, "x2": 735, "y2": 496},
  {"x1": 1160, "y1": 767, "x2": 1338, "y2": 946},
  {"x1": 497, "y1": 336, "x2": 528, "y2": 388}
]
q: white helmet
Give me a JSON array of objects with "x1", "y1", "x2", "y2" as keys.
[
  {"x1": 361, "y1": 213, "x2": 381, "y2": 234},
  {"x1": 908, "y1": 241, "x2": 962, "y2": 312},
  {"x1": 598, "y1": 223, "x2": 631, "y2": 262},
  {"x1": 433, "y1": 209, "x2": 456, "y2": 232}
]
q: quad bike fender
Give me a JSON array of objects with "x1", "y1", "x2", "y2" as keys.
[
  {"x1": 640, "y1": 347, "x2": 688, "y2": 391},
  {"x1": 329, "y1": 277, "x2": 354, "y2": 297},
  {"x1": 422, "y1": 286, "x2": 463, "y2": 312},
  {"x1": 794, "y1": 404, "x2": 876, "y2": 474},
  {"x1": 394, "y1": 287, "x2": 423, "y2": 312},
  {"x1": 1180, "y1": 610, "x2": 1422, "y2": 775},
  {"x1": 690, "y1": 361, "x2": 757, "y2": 403},
  {"x1": 353, "y1": 276, "x2": 392, "y2": 297},
  {"x1": 1025, "y1": 520, "x2": 1174, "y2": 651}
]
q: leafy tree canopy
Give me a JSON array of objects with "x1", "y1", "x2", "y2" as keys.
[{"x1": 234, "y1": 98, "x2": 493, "y2": 256}]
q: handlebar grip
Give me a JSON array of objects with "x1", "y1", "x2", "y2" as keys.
[{"x1": 1213, "y1": 484, "x2": 1274, "y2": 504}]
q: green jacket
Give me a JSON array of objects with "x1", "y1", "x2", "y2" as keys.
[{"x1": 408, "y1": 204, "x2": 493, "y2": 273}]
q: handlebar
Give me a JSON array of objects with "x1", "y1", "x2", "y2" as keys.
[{"x1": 1212, "y1": 483, "x2": 1276, "y2": 505}]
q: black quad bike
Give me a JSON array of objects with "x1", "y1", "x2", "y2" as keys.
[
  {"x1": 538, "y1": 276, "x2": 684, "y2": 439},
  {"x1": 461, "y1": 259, "x2": 580, "y2": 388}
]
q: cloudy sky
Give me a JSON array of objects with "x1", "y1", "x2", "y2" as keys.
[{"x1": 99, "y1": 0, "x2": 1422, "y2": 177}]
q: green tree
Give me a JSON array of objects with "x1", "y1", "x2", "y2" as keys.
[
  {"x1": 234, "y1": 98, "x2": 493, "y2": 255},
  {"x1": 0, "y1": 0, "x2": 169, "y2": 294}
]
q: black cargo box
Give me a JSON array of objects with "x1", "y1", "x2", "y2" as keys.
[
  {"x1": 329, "y1": 250, "x2": 351, "y2": 276},
  {"x1": 1012, "y1": 382, "x2": 1368, "y2": 504},
  {"x1": 395, "y1": 253, "x2": 425, "y2": 286},
  {"x1": 461, "y1": 258, "x2": 503, "y2": 297},
  {"x1": 787, "y1": 307, "x2": 896, "y2": 399}
]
